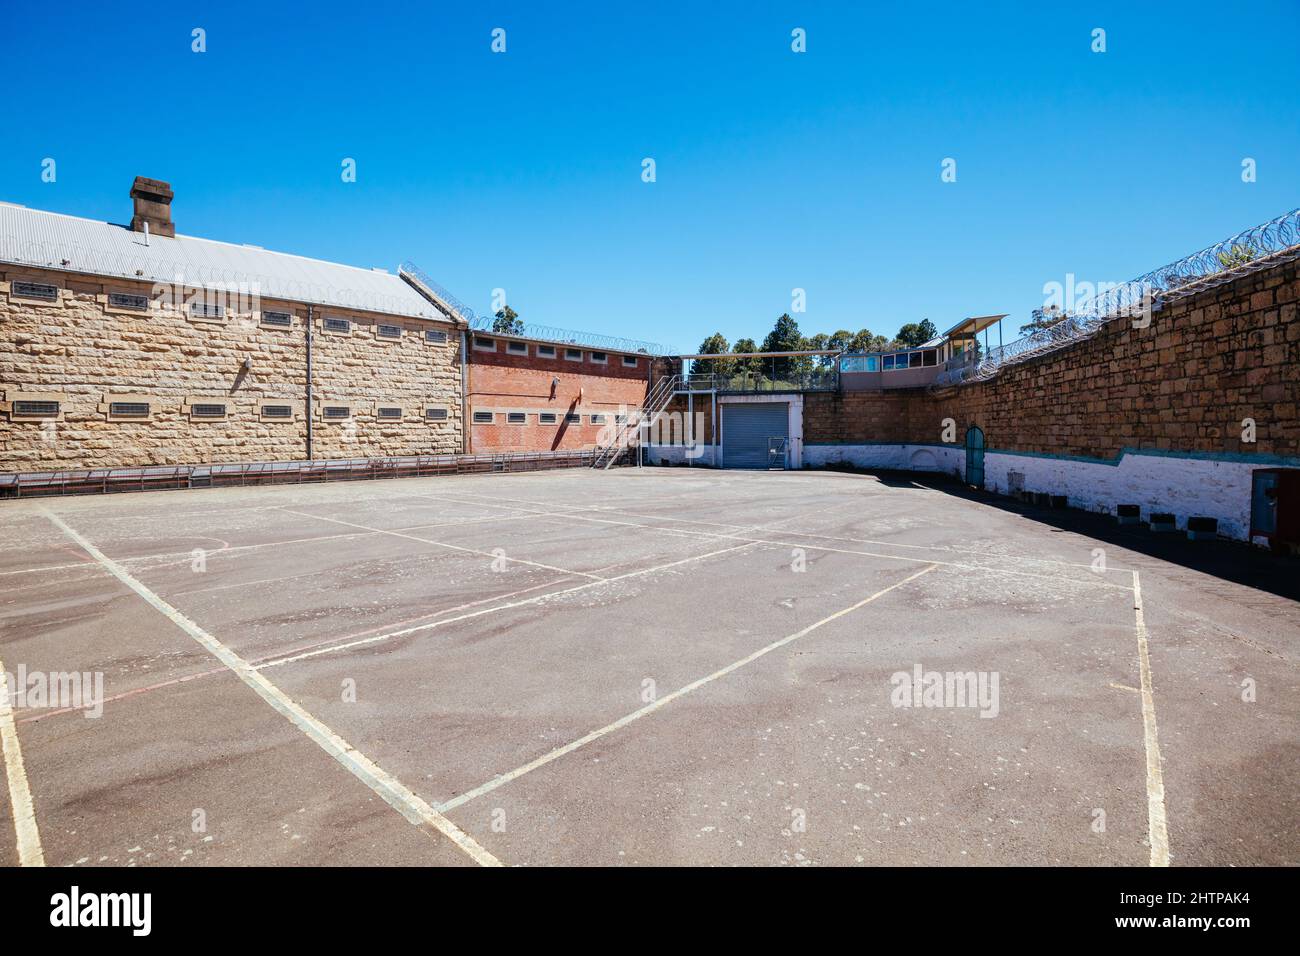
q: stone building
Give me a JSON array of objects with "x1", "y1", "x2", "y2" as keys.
[
  {"x1": 0, "y1": 180, "x2": 667, "y2": 475},
  {"x1": 0, "y1": 178, "x2": 470, "y2": 472}
]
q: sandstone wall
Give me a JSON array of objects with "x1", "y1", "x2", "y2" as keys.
[
  {"x1": 803, "y1": 257, "x2": 1299, "y2": 463},
  {"x1": 928, "y1": 259, "x2": 1300, "y2": 461},
  {"x1": 0, "y1": 267, "x2": 463, "y2": 471}
]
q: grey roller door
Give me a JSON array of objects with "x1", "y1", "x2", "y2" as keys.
[{"x1": 723, "y1": 403, "x2": 789, "y2": 469}]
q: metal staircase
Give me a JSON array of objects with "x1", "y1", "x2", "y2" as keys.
[{"x1": 591, "y1": 374, "x2": 680, "y2": 469}]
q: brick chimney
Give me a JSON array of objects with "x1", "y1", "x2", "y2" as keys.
[{"x1": 129, "y1": 176, "x2": 175, "y2": 237}]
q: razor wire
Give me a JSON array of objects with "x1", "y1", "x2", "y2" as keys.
[
  {"x1": 400, "y1": 260, "x2": 670, "y2": 355},
  {"x1": 933, "y1": 207, "x2": 1300, "y2": 388}
]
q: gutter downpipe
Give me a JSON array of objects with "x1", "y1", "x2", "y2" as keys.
[
  {"x1": 461, "y1": 329, "x2": 470, "y2": 454},
  {"x1": 712, "y1": 386, "x2": 718, "y2": 469},
  {"x1": 305, "y1": 304, "x2": 314, "y2": 461}
]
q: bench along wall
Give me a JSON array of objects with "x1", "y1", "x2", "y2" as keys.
[
  {"x1": 803, "y1": 257, "x2": 1300, "y2": 540},
  {"x1": 0, "y1": 268, "x2": 463, "y2": 471}
]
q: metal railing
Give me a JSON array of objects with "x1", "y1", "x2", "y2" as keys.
[
  {"x1": 681, "y1": 367, "x2": 839, "y2": 393},
  {"x1": 399, "y1": 261, "x2": 670, "y2": 355},
  {"x1": 590, "y1": 373, "x2": 679, "y2": 468},
  {"x1": 933, "y1": 207, "x2": 1300, "y2": 388}
]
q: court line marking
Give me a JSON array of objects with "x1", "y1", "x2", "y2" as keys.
[
  {"x1": 0, "y1": 658, "x2": 45, "y2": 866},
  {"x1": 642, "y1": 514, "x2": 1133, "y2": 574},
  {"x1": 255, "y1": 540, "x2": 764, "y2": 670},
  {"x1": 434, "y1": 493, "x2": 1133, "y2": 591},
  {"x1": 438, "y1": 563, "x2": 940, "y2": 813},
  {"x1": 0, "y1": 508, "x2": 603, "y2": 582},
  {"x1": 280, "y1": 509, "x2": 608, "y2": 581},
  {"x1": 16, "y1": 502, "x2": 769, "y2": 723},
  {"x1": 0, "y1": 485, "x2": 802, "y2": 583},
  {"x1": 439, "y1": 487, "x2": 1135, "y2": 576},
  {"x1": 1133, "y1": 570, "x2": 1170, "y2": 867},
  {"x1": 40, "y1": 509, "x2": 502, "y2": 868},
  {"x1": 16, "y1": 578, "x2": 579, "y2": 727}
]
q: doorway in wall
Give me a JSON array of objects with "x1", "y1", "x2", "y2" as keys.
[{"x1": 965, "y1": 425, "x2": 985, "y2": 488}]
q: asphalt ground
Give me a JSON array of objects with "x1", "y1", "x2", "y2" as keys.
[{"x1": 0, "y1": 467, "x2": 1295, "y2": 866}]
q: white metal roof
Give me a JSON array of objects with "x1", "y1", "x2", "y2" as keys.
[{"x1": 0, "y1": 202, "x2": 450, "y2": 321}]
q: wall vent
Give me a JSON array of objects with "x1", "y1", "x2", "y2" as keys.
[
  {"x1": 108, "y1": 292, "x2": 149, "y2": 311},
  {"x1": 12, "y1": 281, "x2": 58, "y2": 301}
]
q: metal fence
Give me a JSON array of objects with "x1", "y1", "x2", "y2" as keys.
[
  {"x1": 933, "y1": 207, "x2": 1300, "y2": 388},
  {"x1": 683, "y1": 367, "x2": 839, "y2": 393}
]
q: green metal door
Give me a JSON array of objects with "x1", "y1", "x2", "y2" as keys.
[{"x1": 964, "y1": 426, "x2": 985, "y2": 488}]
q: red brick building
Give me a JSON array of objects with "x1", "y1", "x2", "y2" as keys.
[{"x1": 465, "y1": 331, "x2": 652, "y2": 453}]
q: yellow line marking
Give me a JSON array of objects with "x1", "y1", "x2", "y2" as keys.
[
  {"x1": 1133, "y1": 570, "x2": 1170, "y2": 867},
  {"x1": 1108, "y1": 682, "x2": 1141, "y2": 694},
  {"x1": 439, "y1": 563, "x2": 940, "y2": 813},
  {"x1": 0, "y1": 659, "x2": 45, "y2": 866},
  {"x1": 41, "y1": 509, "x2": 501, "y2": 868}
]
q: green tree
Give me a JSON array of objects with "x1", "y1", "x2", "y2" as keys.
[
  {"x1": 1216, "y1": 243, "x2": 1257, "y2": 270},
  {"x1": 828, "y1": 329, "x2": 856, "y2": 353},
  {"x1": 804, "y1": 332, "x2": 833, "y2": 369},
  {"x1": 694, "y1": 332, "x2": 734, "y2": 377},
  {"x1": 493, "y1": 305, "x2": 524, "y2": 335},
  {"x1": 1020, "y1": 306, "x2": 1067, "y2": 336},
  {"x1": 761, "y1": 313, "x2": 804, "y2": 379},
  {"x1": 895, "y1": 319, "x2": 938, "y2": 348},
  {"x1": 732, "y1": 337, "x2": 762, "y2": 379},
  {"x1": 849, "y1": 328, "x2": 890, "y2": 353}
]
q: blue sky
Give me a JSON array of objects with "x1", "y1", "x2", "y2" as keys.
[{"x1": 4, "y1": 1, "x2": 1298, "y2": 352}]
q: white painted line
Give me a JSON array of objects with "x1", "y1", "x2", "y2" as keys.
[
  {"x1": 0, "y1": 658, "x2": 45, "y2": 866},
  {"x1": 41, "y1": 509, "x2": 502, "y2": 868},
  {"x1": 436, "y1": 488, "x2": 1135, "y2": 586},
  {"x1": 255, "y1": 540, "x2": 763, "y2": 669},
  {"x1": 280, "y1": 508, "x2": 608, "y2": 581},
  {"x1": 0, "y1": 560, "x2": 102, "y2": 579},
  {"x1": 609, "y1": 506, "x2": 1132, "y2": 574},
  {"x1": 439, "y1": 563, "x2": 940, "y2": 813},
  {"x1": 444, "y1": 485, "x2": 1135, "y2": 576},
  {"x1": 1132, "y1": 570, "x2": 1170, "y2": 867},
  {"x1": 0, "y1": 509, "x2": 591, "y2": 584},
  {"x1": 470, "y1": 503, "x2": 1132, "y2": 591}
]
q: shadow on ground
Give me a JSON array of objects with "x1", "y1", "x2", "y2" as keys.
[{"x1": 819, "y1": 464, "x2": 1300, "y2": 603}]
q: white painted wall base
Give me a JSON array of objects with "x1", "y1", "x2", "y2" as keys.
[
  {"x1": 643, "y1": 444, "x2": 717, "y2": 467},
  {"x1": 804, "y1": 443, "x2": 964, "y2": 475},
  {"x1": 982, "y1": 450, "x2": 1264, "y2": 541},
  {"x1": 805, "y1": 443, "x2": 1287, "y2": 542}
]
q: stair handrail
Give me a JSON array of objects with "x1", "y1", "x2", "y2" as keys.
[{"x1": 592, "y1": 374, "x2": 680, "y2": 468}]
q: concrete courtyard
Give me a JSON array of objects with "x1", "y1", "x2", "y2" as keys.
[{"x1": 0, "y1": 468, "x2": 1295, "y2": 867}]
